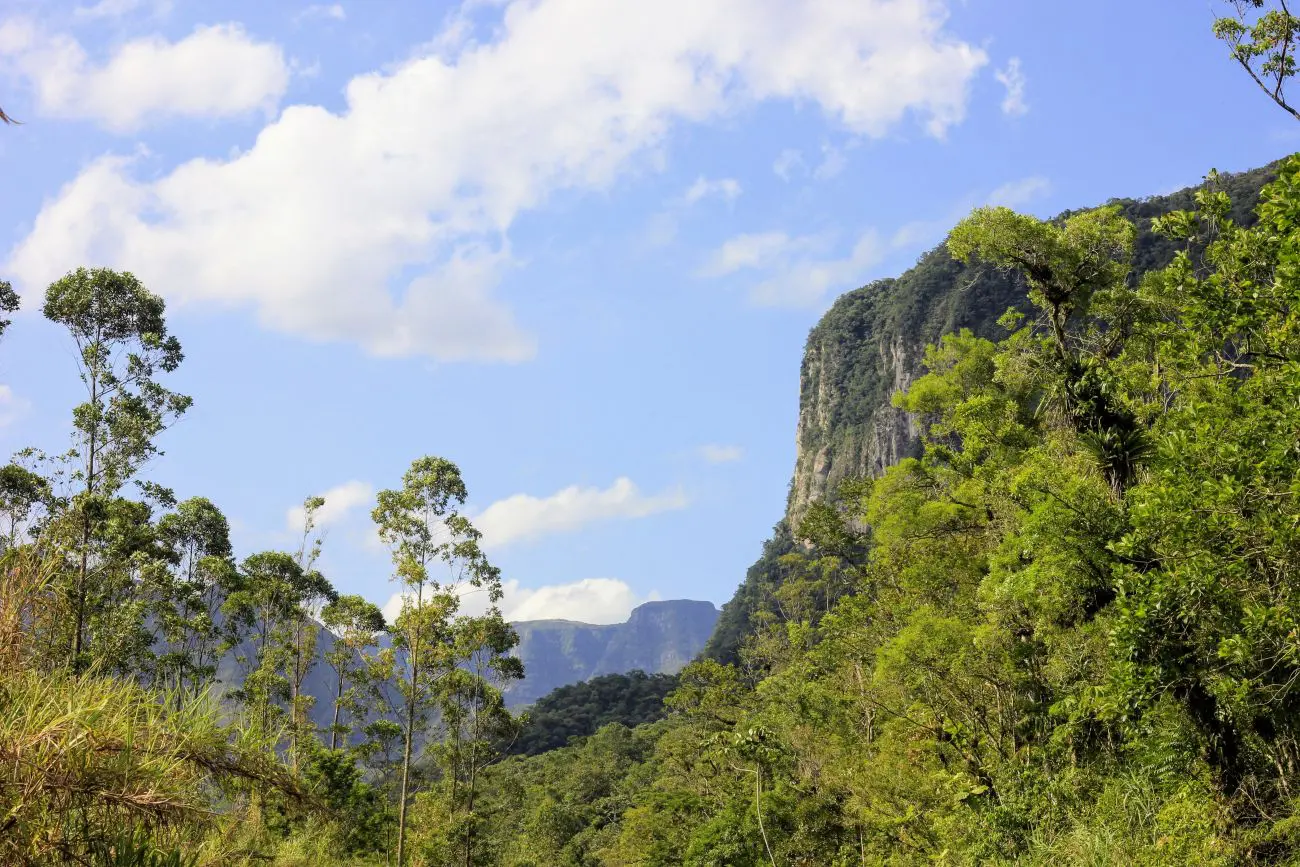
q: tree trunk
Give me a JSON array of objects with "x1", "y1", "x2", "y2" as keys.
[
  {"x1": 396, "y1": 589, "x2": 421, "y2": 867},
  {"x1": 72, "y1": 391, "x2": 99, "y2": 671},
  {"x1": 331, "y1": 668, "x2": 345, "y2": 751},
  {"x1": 397, "y1": 664, "x2": 416, "y2": 867}
]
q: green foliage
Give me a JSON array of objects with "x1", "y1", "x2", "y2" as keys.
[
  {"x1": 0, "y1": 278, "x2": 17, "y2": 341},
  {"x1": 509, "y1": 671, "x2": 680, "y2": 757},
  {"x1": 456, "y1": 158, "x2": 1300, "y2": 866},
  {"x1": 1215, "y1": 1, "x2": 1300, "y2": 121},
  {"x1": 372, "y1": 455, "x2": 520, "y2": 866}
]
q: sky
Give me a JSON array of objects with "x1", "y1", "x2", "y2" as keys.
[{"x1": 0, "y1": 0, "x2": 1295, "y2": 625}]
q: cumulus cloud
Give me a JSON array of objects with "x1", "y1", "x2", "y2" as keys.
[
  {"x1": 683, "y1": 176, "x2": 742, "y2": 205},
  {"x1": 699, "y1": 444, "x2": 744, "y2": 463},
  {"x1": 701, "y1": 229, "x2": 885, "y2": 306},
  {"x1": 475, "y1": 477, "x2": 687, "y2": 547},
  {"x1": 383, "y1": 576, "x2": 658, "y2": 625},
  {"x1": 5, "y1": 0, "x2": 986, "y2": 361},
  {"x1": 286, "y1": 480, "x2": 374, "y2": 533},
  {"x1": 995, "y1": 57, "x2": 1027, "y2": 117},
  {"x1": 0, "y1": 20, "x2": 288, "y2": 132}
]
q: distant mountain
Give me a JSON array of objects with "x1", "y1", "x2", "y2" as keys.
[
  {"x1": 506, "y1": 599, "x2": 718, "y2": 706},
  {"x1": 198, "y1": 598, "x2": 717, "y2": 735}
]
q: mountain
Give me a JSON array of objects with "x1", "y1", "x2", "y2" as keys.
[
  {"x1": 200, "y1": 598, "x2": 717, "y2": 735},
  {"x1": 506, "y1": 599, "x2": 719, "y2": 706},
  {"x1": 704, "y1": 161, "x2": 1281, "y2": 664}
]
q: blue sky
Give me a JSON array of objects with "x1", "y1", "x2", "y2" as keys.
[{"x1": 0, "y1": 0, "x2": 1294, "y2": 624}]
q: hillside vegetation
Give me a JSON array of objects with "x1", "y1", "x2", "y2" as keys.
[{"x1": 454, "y1": 153, "x2": 1300, "y2": 866}]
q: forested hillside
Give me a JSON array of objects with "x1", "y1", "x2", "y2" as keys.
[
  {"x1": 456, "y1": 153, "x2": 1300, "y2": 865},
  {"x1": 507, "y1": 670, "x2": 680, "y2": 756}
]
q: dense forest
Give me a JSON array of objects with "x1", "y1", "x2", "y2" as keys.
[{"x1": 5, "y1": 3, "x2": 1300, "y2": 865}]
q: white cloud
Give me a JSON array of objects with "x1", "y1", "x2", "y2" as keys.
[
  {"x1": 683, "y1": 176, "x2": 742, "y2": 205},
  {"x1": 6, "y1": 0, "x2": 986, "y2": 361},
  {"x1": 0, "y1": 21, "x2": 287, "y2": 132},
  {"x1": 0, "y1": 385, "x2": 30, "y2": 428},
  {"x1": 994, "y1": 57, "x2": 1027, "y2": 117},
  {"x1": 383, "y1": 576, "x2": 658, "y2": 625},
  {"x1": 296, "y1": 4, "x2": 346, "y2": 23},
  {"x1": 475, "y1": 477, "x2": 687, "y2": 547},
  {"x1": 773, "y1": 148, "x2": 805, "y2": 181},
  {"x1": 287, "y1": 480, "x2": 374, "y2": 533},
  {"x1": 701, "y1": 229, "x2": 885, "y2": 306},
  {"x1": 698, "y1": 444, "x2": 744, "y2": 463}
]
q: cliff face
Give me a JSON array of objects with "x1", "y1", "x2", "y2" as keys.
[
  {"x1": 707, "y1": 162, "x2": 1280, "y2": 664},
  {"x1": 507, "y1": 599, "x2": 719, "y2": 706}
]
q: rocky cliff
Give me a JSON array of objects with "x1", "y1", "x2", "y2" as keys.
[{"x1": 706, "y1": 161, "x2": 1280, "y2": 664}]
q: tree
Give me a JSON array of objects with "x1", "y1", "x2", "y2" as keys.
[
  {"x1": 285, "y1": 496, "x2": 337, "y2": 767},
  {"x1": 1215, "y1": 0, "x2": 1300, "y2": 120},
  {"x1": 42, "y1": 267, "x2": 191, "y2": 671},
  {"x1": 947, "y1": 206, "x2": 1149, "y2": 497},
  {"x1": 225, "y1": 550, "x2": 332, "y2": 743},
  {"x1": 371, "y1": 456, "x2": 508, "y2": 867},
  {"x1": 0, "y1": 280, "x2": 17, "y2": 342},
  {"x1": 434, "y1": 613, "x2": 522, "y2": 866},
  {"x1": 0, "y1": 464, "x2": 49, "y2": 552},
  {"x1": 321, "y1": 594, "x2": 387, "y2": 750},
  {"x1": 153, "y1": 497, "x2": 239, "y2": 704}
]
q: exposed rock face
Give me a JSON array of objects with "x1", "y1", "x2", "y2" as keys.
[
  {"x1": 791, "y1": 320, "x2": 921, "y2": 526},
  {"x1": 707, "y1": 162, "x2": 1280, "y2": 664},
  {"x1": 506, "y1": 599, "x2": 719, "y2": 706}
]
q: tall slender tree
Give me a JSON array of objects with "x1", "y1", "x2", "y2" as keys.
[
  {"x1": 371, "y1": 456, "x2": 507, "y2": 867},
  {"x1": 42, "y1": 267, "x2": 190, "y2": 671},
  {"x1": 286, "y1": 496, "x2": 335, "y2": 767}
]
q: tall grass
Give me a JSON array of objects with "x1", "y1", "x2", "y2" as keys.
[{"x1": 0, "y1": 547, "x2": 306, "y2": 865}]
